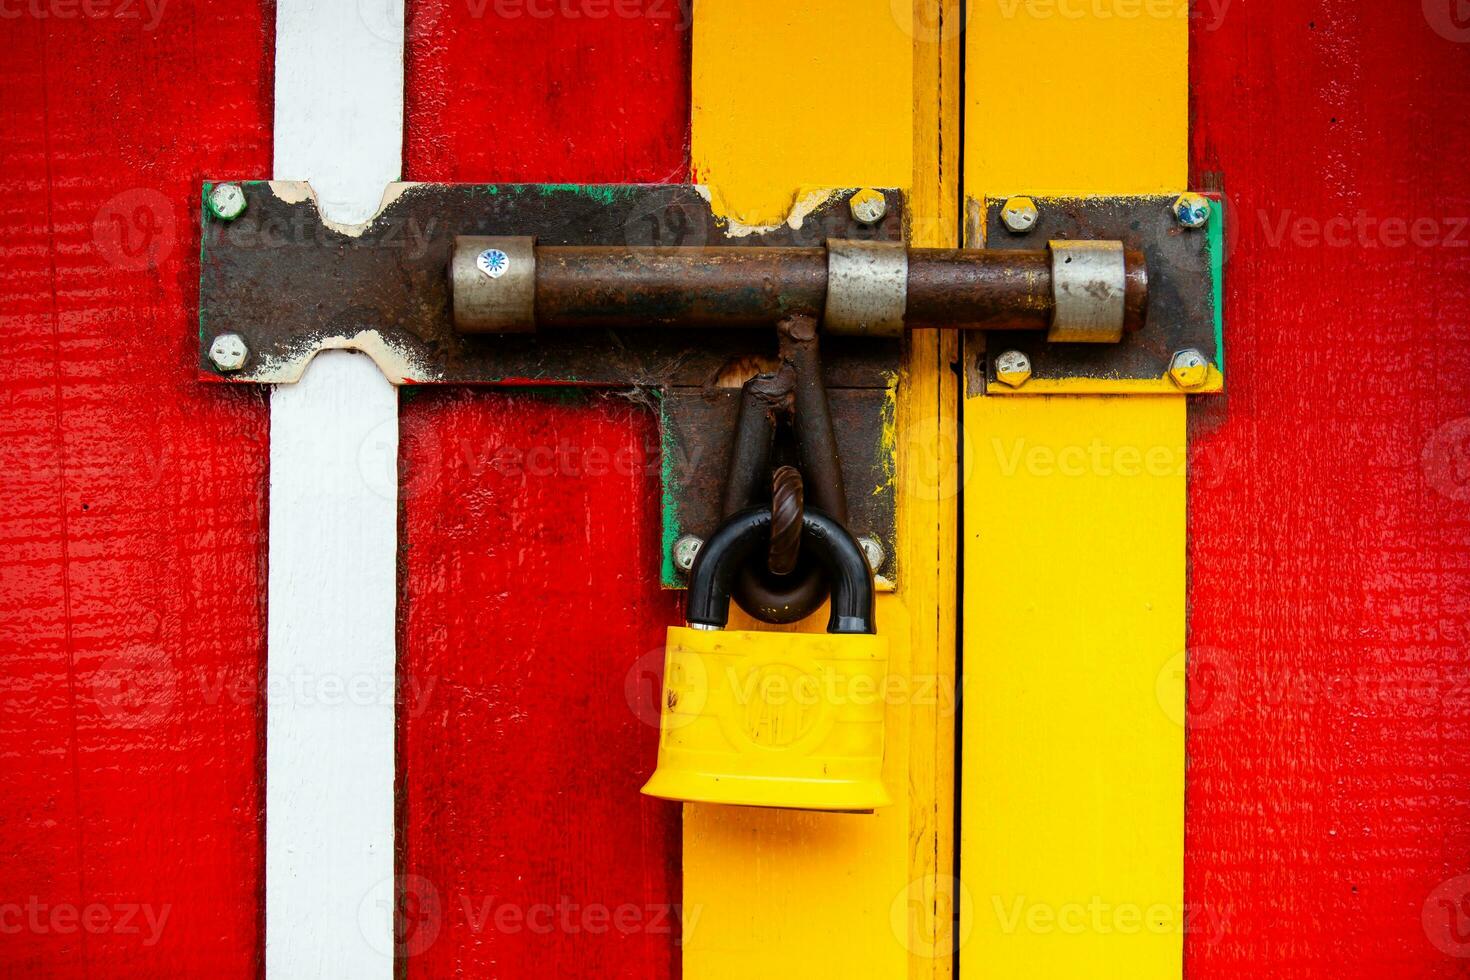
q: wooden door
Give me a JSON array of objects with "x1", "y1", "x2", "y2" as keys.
[
  {"x1": 4, "y1": 1, "x2": 1469, "y2": 978},
  {"x1": 959, "y1": 2, "x2": 1470, "y2": 979}
]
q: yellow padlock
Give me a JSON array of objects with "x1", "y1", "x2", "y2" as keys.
[{"x1": 641, "y1": 507, "x2": 891, "y2": 812}]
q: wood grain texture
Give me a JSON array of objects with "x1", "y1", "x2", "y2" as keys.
[
  {"x1": 906, "y1": 4, "x2": 963, "y2": 976},
  {"x1": 682, "y1": 2, "x2": 958, "y2": 977},
  {"x1": 396, "y1": 390, "x2": 684, "y2": 976},
  {"x1": 274, "y1": 0, "x2": 404, "y2": 224},
  {"x1": 266, "y1": 354, "x2": 399, "y2": 976},
  {"x1": 1187, "y1": 2, "x2": 1470, "y2": 976},
  {"x1": 960, "y1": 397, "x2": 1186, "y2": 978},
  {"x1": 960, "y1": 2, "x2": 1188, "y2": 977},
  {"x1": 265, "y1": 1, "x2": 405, "y2": 972},
  {"x1": 397, "y1": 3, "x2": 690, "y2": 975},
  {"x1": 404, "y1": 0, "x2": 690, "y2": 184},
  {"x1": 0, "y1": 3, "x2": 272, "y2": 975},
  {"x1": 964, "y1": 0, "x2": 1188, "y2": 196},
  {"x1": 688, "y1": 2, "x2": 913, "y2": 226}
]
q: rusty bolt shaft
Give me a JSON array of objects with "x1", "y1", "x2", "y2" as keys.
[{"x1": 456, "y1": 242, "x2": 1148, "y2": 337}]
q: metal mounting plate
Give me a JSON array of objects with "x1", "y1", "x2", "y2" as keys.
[
  {"x1": 198, "y1": 182, "x2": 903, "y2": 588},
  {"x1": 968, "y1": 194, "x2": 1225, "y2": 395}
]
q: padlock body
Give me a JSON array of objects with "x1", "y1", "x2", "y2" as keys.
[{"x1": 641, "y1": 625, "x2": 892, "y2": 812}]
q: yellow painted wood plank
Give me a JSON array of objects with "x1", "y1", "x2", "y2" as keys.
[
  {"x1": 960, "y1": 397, "x2": 1186, "y2": 976},
  {"x1": 691, "y1": 4, "x2": 912, "y2": 225},
  {"x1": 961, "y1": 3, "x2": 1189, "y2": 978},
  {"x1": 966, "y1": 0, "x2": 1188, "y2": 195},
  {"x1": 903, "y1": 4, "x2": 963, "y2": 977},
  {"x1": 686, "y1": 2, "x2": 960, "y2": 977}
]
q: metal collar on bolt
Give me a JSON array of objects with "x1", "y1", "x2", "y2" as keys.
[
  {"x1": 823, "y1": 239, "x2": 908, "y2": 338},
  {"x1": 451, "y1": 236, "x2": 537, "y2": 333},
  {"x1": 1048, "y1": 240, "x2": 1130, "y2": 344}
]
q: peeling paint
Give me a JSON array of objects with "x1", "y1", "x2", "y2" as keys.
[
  {"x1": 247, "y1": 328, "x2": 438, "y2": 385},
  {"x1": 532, "y1": 183, "x2": 641, "y2": 205},
  {"x1": 877, "y1": 374, "x2": 899, "y2": 495},
  {"x1": 266, "y1": 180, "x2": 419, "y2": 237},
  {"x1": 695, "y1": 185, "x2": 841, "y2": 238},
  {"x1": 657, "y1": 389, "x2": 681, "y2": 587}
]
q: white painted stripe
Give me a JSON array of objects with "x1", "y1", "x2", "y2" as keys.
[
  {"x1": 274, "y1": 0, "x2": 405, "y2": 226},
  {"x1": 266, "y1": 354, "x2": 399, "y2": 975},
  {"x1": 267, "y1": 0, "x2": 404, "y2": 975}
]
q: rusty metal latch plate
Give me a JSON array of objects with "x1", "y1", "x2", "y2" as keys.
[
  {"x1": 198, "y1": 182, "x2": 904, "y2": 588},
  {"x1": 969, "y1": 194, "x2": 1225, "y2": 394}
]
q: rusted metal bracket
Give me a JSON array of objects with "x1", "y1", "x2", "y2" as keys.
[
  {"x1": 198, "y1": 183, "x2": 1221, "y2": 586},
  {"x1": 197, "y1": 182, "x2": 905, "y2": 588},
  {"x1": 967, "y1": 194, "x2": 1226, "y2": 395}
]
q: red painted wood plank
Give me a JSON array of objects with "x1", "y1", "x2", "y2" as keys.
[
  {"x1": 404, "y1": 0, "x2": 691, "y2": 182},
  {"x1": 0, "y1": 4, "x2": 273, "y2": 976},
  {"x1": 399, "y1": 3, "x2": 690, "y2": 975},
  {"x1": 396, "y1": 390, "x2": 684, "y2": 975},
  {"x1": 1188, "y1": 3, "x2": 1470, "y2": 977}
]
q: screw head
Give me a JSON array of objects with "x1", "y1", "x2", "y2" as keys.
[
  {"x1": 1173, "y1": 192, "x2": 1212, "y2": 229},
  {"x1": 672, "y1": 534, "x2": 703, "y2": 574},
  {"x1": 858, "y1": 536, "x2": 886, "y2": 573},
  {"x1": 1000, "y1": 196, "x2": 1039, "y2": 234},
  {"x1": 1168, "y1": 348, "x2": 1209, "y2": 389},
  {"x1": 207, "y1": 183, "x2": 248, "y2": 222},
  {"x1": 209, "y1": 333, "x2": 249, "y2": 372},
  {"x1": 849, "y1": 189, "x2": 888, "y2": 225},
  {"x1": 995, "y1": 349, "x2": 1032, "y2": 388}
]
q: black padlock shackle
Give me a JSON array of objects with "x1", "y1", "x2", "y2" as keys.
[{"x1": 686, "y1": 506, "x2": 875, "y2": 634}]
